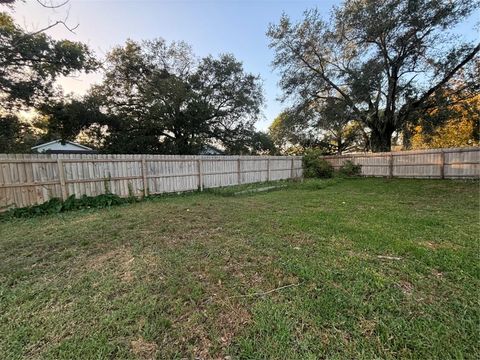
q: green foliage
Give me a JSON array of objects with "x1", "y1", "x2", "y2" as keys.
[
  {"x1": 4, "y1": 193, "x2": 134, "y2": 219},
  {"x1": 0, "y1": 11, "x2": 97, "y2": 152},
  {"x1": 2, "y1": 188, "x2": 210, "y2": 219},
  {"x1": 269, "y1": 111, "x2": 324, "y2": 154},
  {"x1": 0, "y1": 114, "x2": 40, "y2": 152},
  {"x1": 269, "y1": 102, "x2": 366, "y2": 155},
  {"x1": 337, "y1": 160, "x2": 362, "y2": 177},
  {"x1": 82, "y1": 39, "x2": 263, "y2": 154},
  {"x1": 0, "y1": 12, "x2": 97, "y2": 109},
  {"x1": 268, "y1": 1, "x2": 478, "y2": 152},
  {"x1": 225, "y1": 131, "x2": 278, "y2": 155},
  {"x1": 302, "y1": 149, "x2": 333, "y2": 178},
  {"x1": 37, "y1": 97, "x2": 109, "y2": 143}
]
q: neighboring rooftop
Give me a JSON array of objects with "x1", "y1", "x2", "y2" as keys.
[{"x1": 31, "y1": 140, "x2": 96, "y2": 154}]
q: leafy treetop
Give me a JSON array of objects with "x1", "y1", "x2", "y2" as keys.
[
  {"x1": 268, "y1": 0, "x2": 479, "y2": 152},
  {"x1": 0, "y1": 12, "x2": 97, "y2": 109}
]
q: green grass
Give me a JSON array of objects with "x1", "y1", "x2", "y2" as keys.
[{"x1": 0, "y1": 178, "x2": 478, "y2": 359}]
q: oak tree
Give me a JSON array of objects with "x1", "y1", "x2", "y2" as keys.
[
  {"x1": 268, "y1": 0, "x2": 479, "y2": 152},
  {"x1": 89, "y1": 39, "x2": 263, "y2": 154}
]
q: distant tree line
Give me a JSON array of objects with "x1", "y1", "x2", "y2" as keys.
[
  {"x1": 1, "y1": 0, "x2": 478, "y2": 155},
  {"x1": 0, "y1": 3, "x2": 273, "y2": 154}
]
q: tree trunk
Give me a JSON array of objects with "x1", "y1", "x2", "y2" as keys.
[
  {"x1": 370, "y1": 128, "x2": 393, "y2": 152},
  {"x1": 337, "y1": 137, "x2": 343, "y2": 155},
  {"x1": 401, "y1": 122, "x2": 413, "y2": 150}
]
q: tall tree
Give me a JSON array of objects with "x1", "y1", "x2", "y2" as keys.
[
  {"x1": 269, "y1": 111, "x2": 321, "y2": 153},
  {"x1": 0, "y1": 12, "x2": 97, "y2": 109},
  {"x1": 268, "y1": 0, "x2": 479, "y2": 152},
  {"x1": 310, "y1": 97, "x2": 366, "y2": 154},
  {"x1": 89, "y1": 39, "x2": 263, "y2": 154},
  {"x1": 405, "y1": 58, "x2": 480, "y2": 148}
]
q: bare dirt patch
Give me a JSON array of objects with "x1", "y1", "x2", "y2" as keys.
[
  {"x1": 177, "y1": 301, "x2": 251, "y2": 359},
  {"x1": 85, "y1": 245, "x2": 135, "y2": 282},
  {"x1": 359, "y1": 319, "x2": 378, "y2": 337},
  {"x1": 396, "y1": 280, "x2": 414, "y2": 296},
  {"x1": 423, "y1": 241, "x2": 461, "y2": 251},
  {"x1": 130, "y1": 337, "x2": 158, "y2": 359}
]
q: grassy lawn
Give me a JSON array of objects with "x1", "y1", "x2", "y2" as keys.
[{"x1": 1, "y1": 178, "x2": 479, "y2": 359}]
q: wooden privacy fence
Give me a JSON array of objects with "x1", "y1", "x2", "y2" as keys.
[
  {"x1": 322, "y1": 147, "x2": 479, "y2": 179},
  {"x1": 0, "y1": 154, "x2": 303, "y2": 211}
]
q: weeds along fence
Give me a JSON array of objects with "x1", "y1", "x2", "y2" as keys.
[
  {"x1": 322, "y1": 147, "x2": 479, "y2": 179},
  {"x1": 0, "y1": 154, "x2": 303, "y2": 211}
]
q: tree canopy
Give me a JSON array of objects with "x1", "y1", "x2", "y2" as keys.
[
  {"x1": 268, "y1": 0, "x2": 479, "y2": 152},
  {"x1": 3, "y1": 0, "x2": 478, "y2": 155},
  {"x1": 0, "y1": 9, "x2": 97, "y2": 152},
  {"x1": 410, "y1": 92, "x2": 480, "y2": 149},
  {"x1": 81, "y1": 39, "x2": 264, "y2": 154},
  {"x1": 0, "y1": 12, "x2": 97, "y2": 109}
]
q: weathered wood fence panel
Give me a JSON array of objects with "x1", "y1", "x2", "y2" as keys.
[
  {"x1": 0, "y1": 154, "x2": 303, "y2": 211},
  {"x1": 322, "y1": 147, "x2": 479, "y2": 179}
]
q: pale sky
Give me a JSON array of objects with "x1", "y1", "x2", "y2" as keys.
[{"x1": 7, "y1": 0, "x2": 480, "y2": 130}]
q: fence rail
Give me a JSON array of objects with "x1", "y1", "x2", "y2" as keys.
[
  {"x1": 0, "y1": 154, "x2": 303, "y2": 211},
  {"x1": 322, "y1": 147, "x2": 479, "y2": 179}
]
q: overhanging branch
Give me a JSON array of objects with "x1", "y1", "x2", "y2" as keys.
[{"x1": 408, "y1": 43, "x2": 480, "y2": 112}]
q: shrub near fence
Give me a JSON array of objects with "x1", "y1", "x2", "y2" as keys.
[
  {"x1": 0, "y1": 154, "x2": 303, "y2": 211},
  {"x1": 322, "y1": 147, "x2": 479, "y2": 179}
]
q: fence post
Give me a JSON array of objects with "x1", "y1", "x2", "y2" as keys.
[
  {"x1": 57, "y1": 159, "x2": 68, "y2": 200},
  {"x1": 141, "y1": 156, "x2": 148, "y2": 196},
  {"x1": 237, "y1": 157, "x2": 241, "y2": 185},
  {"x1": 198, "y1": 159, "x2": 203, "y2": 191},
  {"x1": 267, "y1": 158, "x2": 270, "y2": 182},
  {"x1": 440, "y1": 150, "x2": 445, "y2": 179},
  {"x1": 300, "y1": 156, "x2": 304, "y2": 182},
  {"x1": 290, "y1": 157, "x2": 295, "y2": 179},
  {"x1": 388, "y1": 154, "x2": 394, "y2": 178}
]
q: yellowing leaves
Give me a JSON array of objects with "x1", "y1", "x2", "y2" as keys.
[{"x1": 411, "y1": 94, "x2": 480, "y2": 149}]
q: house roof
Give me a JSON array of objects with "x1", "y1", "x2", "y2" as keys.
[{"x1": 31, "y1": 140, "x2": 93, "y2": 151}]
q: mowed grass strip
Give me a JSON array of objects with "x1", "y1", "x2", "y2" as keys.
[{"x1": 0, "y1": 178, "x2": 478, "y2": 359}]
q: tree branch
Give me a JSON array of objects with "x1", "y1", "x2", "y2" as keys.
[
  {"x1": 27, "y1": 19, "x2": 79, "y2": 36},
  {"x1": 289, "y1": 43, "x2": 363, "y2": 119},
  {"x1": 36, "y1": 0, "x2": 69, "y2": 9},
  {"x1": 408, "y1": 43, "x2": 480, "y2": 112}
]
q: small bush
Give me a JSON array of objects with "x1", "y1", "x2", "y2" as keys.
[
  {"x1": 338, "y1": 160, "x2": 362, "y2": 177},
  {"x1": 3, "y1": 193, "x2": 135, "y2": 219},
  {"x1": 303, "y1": 149, "x2": 334, "y2": 178}
]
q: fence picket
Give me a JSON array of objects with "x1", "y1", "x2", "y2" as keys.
[
  {"x1": 322, "y1": 147, "x2": 479, "y2": 180},
  {"x1": 0, "y1": 154, "x2": 302, "y2": 210}
]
